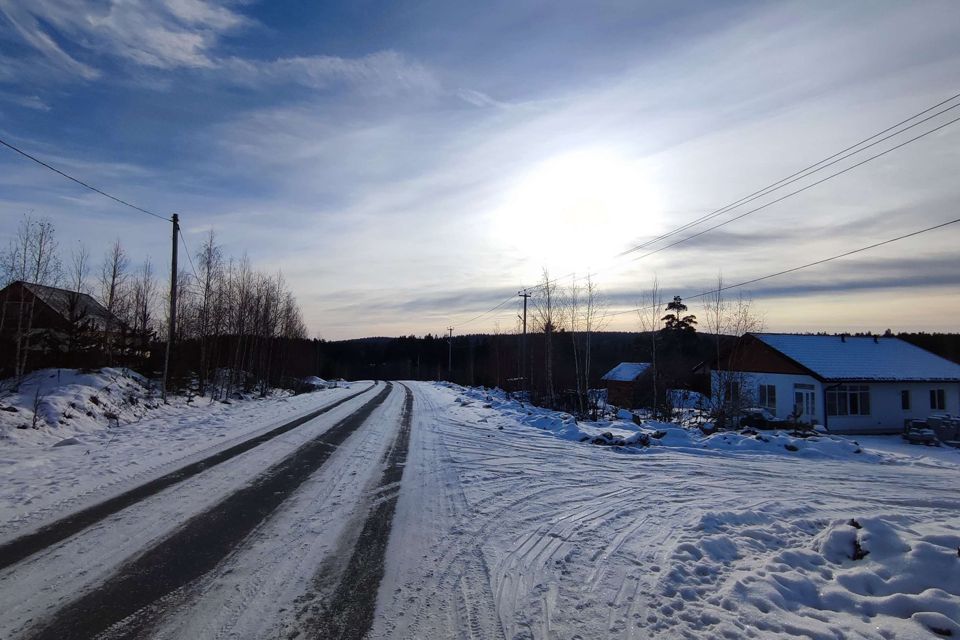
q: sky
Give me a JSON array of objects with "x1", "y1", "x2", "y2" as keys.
[{"x1": 0, "y1": 0, "x2": 958, "y2": 339}]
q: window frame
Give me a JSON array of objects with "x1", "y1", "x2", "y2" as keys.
[
  {"x1": 930, "y1": 388, "x2": 946, "y2": 411},
  {"x1": 826, "y1": 384, "x2": 871, "y2": 417},
  {"x1": 758, "y1": 384, "x2": 776, "y2": 411}
]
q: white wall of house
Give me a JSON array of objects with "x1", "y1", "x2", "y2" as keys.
[
  {"x1": 711, "y1": 371, "x2": 960, "y2": 434},
  {"x1": 711, "y1": 371, "x2": 823, "y2": 423},
  {"x1": 830, "y1": 381, "x2": 960, "y2": 434}
]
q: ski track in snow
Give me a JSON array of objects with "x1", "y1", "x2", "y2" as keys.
[
  {"x1": 0, "y1": 380, "x2": 957, "y2": 639},
  {"x1": 372, "y1": 382, "x2": 960, "y2": 640}
]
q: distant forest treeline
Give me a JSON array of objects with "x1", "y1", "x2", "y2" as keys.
[{"x1": 315, "y1": 330, "x2": 960, "y2": 389}]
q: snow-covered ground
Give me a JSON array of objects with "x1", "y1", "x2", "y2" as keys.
[
  {"x1": 0, "y1": 368, "x2": 364, "y2": 541},
  {"x1": 1, "y1": 379, "x2": 957, "y2": 639},
  {"x1": 373, "y1": 382, "x2": 960, "y2": 639}
]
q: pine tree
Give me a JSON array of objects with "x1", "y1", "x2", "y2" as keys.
[{"x1": 661, "y1": 296, "x2": 697, "y2": 333}]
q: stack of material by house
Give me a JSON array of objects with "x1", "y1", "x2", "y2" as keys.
[
  {"x1": 927, "y1": 415, "x2": 960, "y2": 448},
  {"x1": 903, "y1": 419, "x2": 941, "y2": 446}
]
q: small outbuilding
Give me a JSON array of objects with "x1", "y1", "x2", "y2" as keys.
[{"x1": 601, "y1": 362, "x2": 651, "y2": 408}]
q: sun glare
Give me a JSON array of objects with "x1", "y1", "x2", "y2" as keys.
[{"x1": 494, "y1": 149, "x2": 662, "y2": 276}]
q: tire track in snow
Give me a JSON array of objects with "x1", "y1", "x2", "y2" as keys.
[
  {"x1": 395, "y1": 387, "x2": 509, "y2": 640},
  {"x1": 22, "y1": 383, "x2": 393, "y2": 640},
  {"x1": 0, "y1": 382, "x2": 377, "y2": 571},
  {"x1": 293, "y1": 382, "x2": 413, "y2": 640}
]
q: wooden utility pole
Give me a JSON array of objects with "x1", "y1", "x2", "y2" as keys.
[
  {"x1": 162, "y1": 213, "x2": 179, "y2": 402},
  {"x1": 447, "y1": 326, "x2": 453, "y2": 380},
  {"x1": 518, "y1": 289, "x2": 531, "y2": 396}
]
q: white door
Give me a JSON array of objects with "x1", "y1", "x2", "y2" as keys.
[{"x1": 794, "y1": 387, "x2": 816, "y2": 424}]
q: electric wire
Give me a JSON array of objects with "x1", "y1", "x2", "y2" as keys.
[
  {"x1": 621, "y1": 112, "x2": 960, "y2": 265},
  {"x1": 606, "y1": 215, "x2": 960, "y2": 317},
  {"x1": 453, "y1": 293, "x2": 520, "y2": 330},
  {"x1": 457, "y1": 100, "x2": 960, "y2": 330},
  {"x1": 0, "y1": 136, "x2": 171, "y2": 222},
  {"x1": 616, "y1": 97, "x2": 960, "y2": 258},
  {"x1": 178, "y1": 228, "x2": 202, "y2": 286},
  {"x1": 618, "y1": 92, "x2": 960, "y2": 258},
  {"x1": 528, "y1": 92, "x2": 960, "y2": 292}
]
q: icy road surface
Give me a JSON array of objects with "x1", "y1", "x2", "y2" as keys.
[{"x1": 0, "y1": 381, "x2": 958, "y2": 639}]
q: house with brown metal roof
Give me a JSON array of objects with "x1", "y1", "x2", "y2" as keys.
[{"x1": 700, "y1": 333, "x2": 960, "y2": 434}]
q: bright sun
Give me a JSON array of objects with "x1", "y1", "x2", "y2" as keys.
[{"x1": 494, "y1": 148, "x2": 662, "y2": 276}]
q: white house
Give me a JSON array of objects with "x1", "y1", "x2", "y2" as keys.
[{"x1": 706, "y1": 333, "x2": 960, "y2": 434}]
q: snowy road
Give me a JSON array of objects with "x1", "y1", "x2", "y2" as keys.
[
  {"x1": 1, "y1": 381, "x2": 958, "y2": 639},
  {"x1": 0, "y1": 381, "x2": 413, "y2": 640}
]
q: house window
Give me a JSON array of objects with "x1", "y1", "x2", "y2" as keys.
[
  {"x1": 901, "y1": 390, "x2": 910, "y2": 411},
  {"x1": 724, "y1": 381, "x2": 740, "y2": 403},
  {"x1": 758, "y1": 384, "x2": 776, "y2": 410},
  {"x1": 826, "y1": 384, "x2": 870, "y2": 416},
  {"x1": 930, "y1": 389, "x2": 946, "y2": 411}
]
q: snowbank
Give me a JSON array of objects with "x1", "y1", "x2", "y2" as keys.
[
  {"x1": 0, "y1": 368, "x2": 163, "y2": 445},
  {"x1": 652, "y1": 510, "x2": 960, "y2": 638},
  {"x1": 449, "y1": 383, "x2": 877, "y2": 461},
  {"x1": 0, "y1": 368, "x2": 328, "y2": 446}
]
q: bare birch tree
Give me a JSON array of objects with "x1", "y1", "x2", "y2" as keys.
[
  {"x1": 533, "y1": 268, "x2": 560, "y2": 407},
  {"x1": 582, "y1": 274, "x2": 609, "y2": 418},
  {"x1": 3, "y1": 215, "x2": 63, "y2": 379},
  {"x1": 130, "y1": 258, "x2": 157, "y2": 352},
  {"x1": 65, "y1": 243, "x2": 91, "y2": 353},
  {"x1": 565, "y1": 275, "x2": 584, "y2": 414},
  {"x1": 701, "y1": 272, "x2": 763, "y2": 427},
  {"x1": 195, "y1": 230, "x2": 223, "y2": 395},
  {"x1": 636, "y1": 275, "x2": 662, "y2": 418}
]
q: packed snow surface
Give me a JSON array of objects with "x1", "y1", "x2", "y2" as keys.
[
  {"x1": 1, "y1": 379, "x2": 957, "y2": 639},
  {"x1": 373, "y1": 383, "x2": 960, "y2": 639}
]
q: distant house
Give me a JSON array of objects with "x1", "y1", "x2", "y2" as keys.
[
  {"x1": 601, "y1": 362, "x2": 651, "y2": 408},
  {"x1": 0, "y1": 280, "x2": 123, "y2": 337},
  {"x1": 701, "y1": 333, "x2": 960, "y2": 434}
]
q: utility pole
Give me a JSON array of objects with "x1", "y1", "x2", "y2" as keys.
[
  {"x1": 162, "y1": 213, "x2": 179, "y2": 402},
  {"x1": 447, "y1": 326, "x2": 453, "y2": 380},
  {"x1": 518, "y1": 289, "x2": 531, "y2": 397}
]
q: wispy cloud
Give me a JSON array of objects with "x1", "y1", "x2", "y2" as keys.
[
  {"x1": 222, "y1": 51, "x2": 442, "y2": 96},
  {"x1": 0, "y1": 91, "x2": 50, "y2": 111},
  {"x1": 0, "y1": 0, "x2": 248, "y2": 74}
]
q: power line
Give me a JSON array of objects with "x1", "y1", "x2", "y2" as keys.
[
  {"x1": 178, "y1": 228, "x2": 202, "y2": 285},
  {"x1": 617, "y1": 95, "x2": 960, "y2": 258},
  {"x1": 0, "y1": 136, "x2": 170, "y2": 221},
  {"x1": 622, "y1": 112, "x2": 960, "y2": 265},
  {"x1": 530, "y1": 91, "x2": 960, "y2": 292},
  {"x1": 454, "y1": 293, "x2": 519, "y2": 329},
  {"x1": 607, "y1": 215, "x2": 960, "y2": 318}
]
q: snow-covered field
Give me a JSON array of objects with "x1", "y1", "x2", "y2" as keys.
[
  {"x1": 374, "y1": 383, "x2": 960, "y2": 639},
  {"x1": 1, "y1": 379, "x2": 957, "y2": 639}
]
